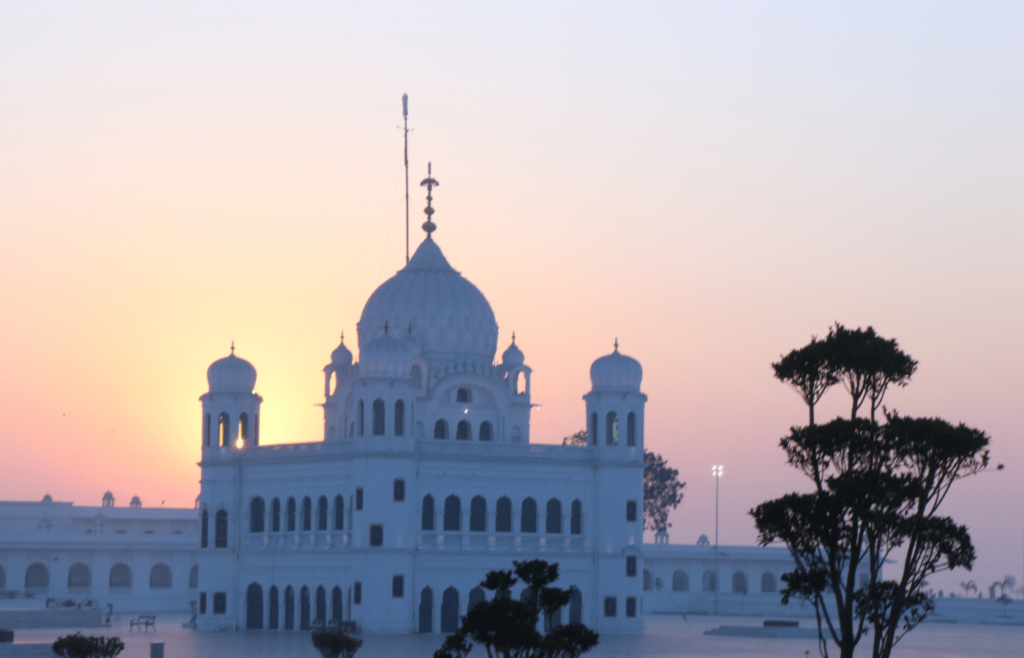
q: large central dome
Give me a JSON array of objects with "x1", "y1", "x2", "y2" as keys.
[{"x1": 357, "y1": 238, "x2": 498, "y2": 367}]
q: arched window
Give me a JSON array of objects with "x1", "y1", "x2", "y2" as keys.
[
  {"x1": 605, "y1": 411, "x2": 618, "y2": 445},
  {"x1": 333, "y1": 495, "x2": 344, "y2": 531},
  {"x1": 434, "y1": 419, "x2": 448, "y2": 439},
  {"x1": 302, "y1": 497, "x2": 312, "y2": 531},
  {"x1": 456, "y1": 388, "x2": 471, "y2": 403},
  {"x1": 702, "y1": 570, "x2": 716, "y2": 592},
  {"x1": 189, "y1": 565, "x2": 198, "y2": 588},
  {"x1": 246, "y1": 583, "x2": 263, "y2": 630},
  {"x1": 569, "y1": 588, "x2": 582, "y2": 624},
  {"x1": 238, "y1": 412, "x2": 249, "y2": 444},
  {"x1": 643, "y1": 569, "x2": 653, "y2": 591},
  {"x1": 284, "y1": 585, "x2": 295, "y2": 630},
  {"x1": 109, "y1": 563, "x2": 132, "y2": 589},
  {"x1": 215, "y1": 509, "x2": 228, "y2": 548},
  {"x1": 546, "y1": 499, "x2": 562, "y2": 534},
  {"x1": 300, "y1": 585, "x2": 311, "y2": 630},
  {"x1": 67, "y1": 563, "x2": 91, "y2": 589},
  {"x1": 149, "y1": 564, "x2": 172, "y2": 588},
  {"x1": 732, "y1": 571, "x2": 748, "y2": 594},
  {"x1": 358, "y1": 400, "x2": 365, "y2": 436},
  {"x1": 443, "y1": 495, "x2": 461, "y2": 532},
  {"x1": 468, "y1": 586, "x2": 485, "y2": 612},
  {"x1": 331, "y1": 586, "x2": 342, "y2": 623},
  {"x1": 496, "y1": 497, "x2": 512, "y2": 532},
  {"x1": 271, "y1": 498, "x2": 281, "y2": 532},
  {"x1": 521, "y1": 498, "x2": 537, "y2": 533},
  {"x1": 441, "y1": 587, "x2": 459, "y2": 633},
  {"x1": 589, "y1": 412, "x2": 598, "y2": 445},
  {"x1": 25, "y1": 563, "x2": 49, "y2": 592},
  {"x1": 203, "y1": 413, "x2": 211, "y2": 447},
  {"x1": 514, "y1": 372, "x2": 524, "y2": 395},
  {"x1": 627, "y1": 412, "x2": 636, "y2": 446},
  {"x1": 418, "y1": 586, "x2": 433, "y2": 633},
  {"x1": 254, "y1": 413, "x2": 260, "y2": 445},
  {"x1": 479, "y1": 421, "x2": 492, "y2": 442},
  {"x1": 411, "y1": 364, "x2": 423, "y2": 389},
  {"x1": 0, "y1": 565, "x2": 6, "y2": 590},
  {"x1": 372, "y1": 399, "x2": 385, "y2": 435},
  {"x1": 761, "y1": 572, "x2": 777, "y2": 593},
  {"x1": 287, "y1": 497, "x2": 297, "y2": 532},
  {"x1": 219, "y1": 412, "x2": 230, "y2": 447},
  {"x1": 422, "y1": 494, "x2": 435, "y2": 531},
  {"x1": 316, "y1": 586, "x2": 327, "y2": 624},
  {"x1": 570, "y1": 500, "x2": 582, "y2": 535},
  {"x1": 250, "y1": 497, "x2": 265, "y2": 533},
  {"x1": 672, "y1": 570, "x2": 689, "y2": 592},
  {"x1": 268, "y1": 585, "x2": 279, "y2": 630},
  {"x1": 511, "y1": 425, "x2": 522, "y2": 443},
  {"x1": 201, "y1": 509, "x2": 209, "y2": 548},
  {"x1": 456, "y1": 420, "x2": 471, "y2": 441},
  {"x1": 470, "y1": 496, "x2": 486, "y2": 532},
  {"x1": 395, "y1": 400, "x2": 405, "y2": 436},
  {"x1": 317, "y1": 496, "x2": 328, "y2": 531}
]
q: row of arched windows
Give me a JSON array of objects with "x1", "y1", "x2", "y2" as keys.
[
  {"x1": 15, "y1": 562, "x2": 197, "y2": 591},
  {"x1": 433, "y1": 419, "x2": 493, "y2": 441},
  {"x1": 247, "y1": 495, "x2": 346, "y2": 534},
  {"x1": 355, "y1": 399, "x2": 406, "y2": 437},
  {"x1": 589, "y1": 411, "x2": 637, "y2": 446},
  {"x1": 203, "y1": 411, "x2": 259, "y2": 448},
  {"x1": 642, "y1": 569, "x2": 777, "y2": 594},
  {"x1": 244, "y1": 582, "x2": 344, "y2": 630},
  {"x1": 420, "y1": 495, "x2": 583, "y2": 535}
]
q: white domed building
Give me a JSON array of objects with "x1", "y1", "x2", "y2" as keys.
[{"x1": 193, "y1": 184, "x2": 651, "y2": 634}]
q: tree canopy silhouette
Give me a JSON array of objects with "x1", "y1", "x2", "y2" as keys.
[{"x1": 753, "y1": 325, "x2": 994, "y2": 658}]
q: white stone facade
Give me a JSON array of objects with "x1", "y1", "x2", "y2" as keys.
[{"x1": 195, "y1": 233, "x2": 649, "y2": 634}]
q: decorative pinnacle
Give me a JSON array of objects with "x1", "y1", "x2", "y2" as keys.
[
  {"x1": 420, "y1": 162, "x2": 439, "y2": 237},
  {"x1": 340, "y1": 331, "x2": 344, "y2": 342},
  {"x1": 231, "y1": 340, "x2": 235, "y2": 354},
  {"x1": 512, "y1": 331, "x2": 516, "y2": 343},
  {"x1": 614, "y1": 338, "x2": 619, "y2": 352}
]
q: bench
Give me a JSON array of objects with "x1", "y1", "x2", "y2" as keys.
[{"x1": 130, "y1": 615, "x2": 157, "y2": 632}]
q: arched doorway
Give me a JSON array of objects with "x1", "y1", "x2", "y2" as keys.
[
  {"x1": 440, "y1": 587, "x2": 459, "y2": 633},
  {"x1": 418, "y1": 587, "x2": 433, "y2": 633},
  {"x1": 569, "y1": 588, "x2": 582, "y2": 624},
  {"x1": 246, "y1": 582, "x2": 263, "y2": 629}
]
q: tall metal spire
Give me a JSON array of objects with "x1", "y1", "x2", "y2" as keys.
[
  {"x1": 402, "y1": 94, "x2": 410, "y2": 263},
  {"x1": 420, "y1": 162, "x2": 439, "y2": 237}
]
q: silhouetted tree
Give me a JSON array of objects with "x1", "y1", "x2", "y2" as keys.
[
  {"x1": 753, "y1": 330, "x2": 995, "y2": 658},
  {"x1": 312, "y1": 630, "x2": 362, "y2": 658},
  {"x1": 52, "y1": 633, "x2": 124, "y2": 658},
  {"x1": 643, "y1": 451, "x2": 685, "y2": 532},
  {"x1": 433, "y1": 559, "x2": 598, "y2": 658},
  {"x1": 561, "y1": 430, "x2": 588, "y2": 447},
  {"x1": 772, "y1": 336, "x2": 838, "y2": 426}
]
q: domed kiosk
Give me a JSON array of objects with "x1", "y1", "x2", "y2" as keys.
[{"x1": 199, "y1": 343, "x2": 262, "y2": 449}]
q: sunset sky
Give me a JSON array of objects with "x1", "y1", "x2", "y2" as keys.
[{"x1": 1, "y1": 2, "x2": 1021, "y2": 595}]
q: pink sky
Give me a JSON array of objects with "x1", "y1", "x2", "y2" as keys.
[{"x1": 1, "y1": 2, "x2": 1021, "y2": 596}]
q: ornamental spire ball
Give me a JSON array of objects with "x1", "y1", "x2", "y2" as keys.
[{"x1": 420, "y1": 162, "x2": 439, "y2": 236}]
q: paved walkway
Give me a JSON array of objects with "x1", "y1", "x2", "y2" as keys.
[{"x1": 9, "y1": 613, "x2": 1023, "y2": 657}]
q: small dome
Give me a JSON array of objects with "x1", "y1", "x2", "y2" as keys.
[
  {"x1": 42, "y1": 494, "x2": 53, "y2": 503},
  {"x1": 330, "y1": 334, "x2": 353, "y2": 370},
  {"x1": 589, "y1": 341, "x2": 642, "y2": 392},
  {"x1": 359, "y1": 328, "x2": 419, "y2": 379},
  {"x1": 502, "y1": 335, "x2": 525, "y2": 367},
  {"x1": 129, "y1": 495, "x2": 141, "y2": 508},
  {"x1": 207, "y1": 345, "x2": 257, "y2": 393}
]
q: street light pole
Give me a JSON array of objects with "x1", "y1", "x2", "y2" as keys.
[{"x1": 712, "y1": 465, "x2": 723, "y2": 548}]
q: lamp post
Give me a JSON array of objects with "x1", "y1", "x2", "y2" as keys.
[{"x1": 712, "y1": 465, "x2": 723, "y2": 548}]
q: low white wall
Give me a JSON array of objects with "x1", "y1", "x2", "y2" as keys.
[{"x1": 0, "y1": 607, "x2": 102, "y2": 629}]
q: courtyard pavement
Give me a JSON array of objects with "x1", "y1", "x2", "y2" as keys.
[{"x1": 8, "y1": 612, "x2": 1022, "y2": 657}]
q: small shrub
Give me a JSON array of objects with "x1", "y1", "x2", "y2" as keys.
[
  {"x1": 311, "y1": 630, "x2": 363, "y2": 658},
  {"x1": 52, "y1": 632, "x2": 125, "y2": 658}
]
